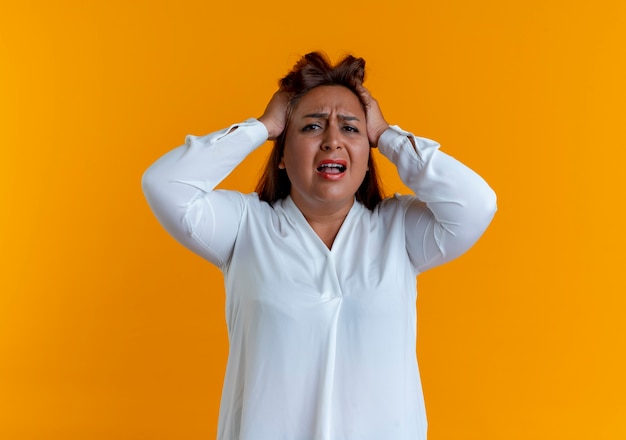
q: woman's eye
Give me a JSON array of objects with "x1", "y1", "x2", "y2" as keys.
[
  {"x1": 302, "y1": 124, "x2": 321, "y2": 131},
  {"x1": 343, "y1": 125, "x2": 359, "y2": 133}
]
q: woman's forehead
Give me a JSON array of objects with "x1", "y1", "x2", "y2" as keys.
[{"x1": 292, "y1": 85, "x2": 365, "y2": 117}]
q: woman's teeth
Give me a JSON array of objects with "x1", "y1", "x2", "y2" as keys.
[{"x1": 317, "y1": 164, "x2": 346, "y2": 173}]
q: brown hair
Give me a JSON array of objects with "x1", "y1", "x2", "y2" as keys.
[{"x1": 255, "y1": 52, "x2": 384, "y2": 210}]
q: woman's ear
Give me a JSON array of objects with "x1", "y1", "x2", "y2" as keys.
[{"x1": 278, "y1": 158, "x2": 286, "y2": 169}]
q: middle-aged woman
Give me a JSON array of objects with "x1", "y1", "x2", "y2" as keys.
[{"x1": 142, "y1": 52, "x2": 497, "y2": 440}]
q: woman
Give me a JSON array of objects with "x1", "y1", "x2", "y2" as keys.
[{"x1": 142, "y1": 52, "x2": 496, "y2": 440}]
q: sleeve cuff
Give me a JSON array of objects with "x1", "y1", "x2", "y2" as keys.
[
  {"x1": 216, "y1": 118, "x2": 268, "y2": 146},
  {"x1": 378, "y1": 125, "x2": 420, "y2": 162},
  {"x1": 378, "y1": 125, "x2": 412, "y2": 149},
  {"x1": 189, "y1": 118, "x2": 269, "y2": 149},
  {"x1": 378, "y1": 125, "x2": 441, "y2": 166},
  {"x1": 240, "y1": 118, "x2": 269, "y2": 145}
]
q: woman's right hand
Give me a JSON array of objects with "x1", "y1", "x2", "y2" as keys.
[{"x1": 258, "y1": 90, "x2": 289, "y2": 140}]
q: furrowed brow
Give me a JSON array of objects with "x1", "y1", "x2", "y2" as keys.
[
  {"x1": 338, "y1": 114, "x2": 360, "y2": 122},
  {"x1": 302, "y1": 113, "x2": 360, "y2": 122},
  {"x1": 303, "y1": 113, "x2": 329, "y2": 119}
]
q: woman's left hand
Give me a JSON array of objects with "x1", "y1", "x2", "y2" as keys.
[{"x1": 360, "y1": 86, "x2": 389, "y2": 148}]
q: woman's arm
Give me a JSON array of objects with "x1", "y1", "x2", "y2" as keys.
[
  {"x1": 378, "y1": 128, "x2": 497, "y2": 273},
  {"x1": 362, "y1": 88, "x2": 497, "y2": 273},
  {"x1": 141, "y1": 119, "x2": 269, "y2": 267},
  {"x1": 142, "y1": 91, "x2": 288, "y2": 267}
]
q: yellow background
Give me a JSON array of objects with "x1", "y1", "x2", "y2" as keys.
[{"x1": 2, "y1": 0, "x2": 625, "y2": 438}]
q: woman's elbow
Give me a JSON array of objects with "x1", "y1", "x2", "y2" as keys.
[
  {"x1": 141, "y1": 166, "x2": 159, "y2": 199},
  {"x1": 482, "y1": 186, "x2": 498, "y2": 223}
]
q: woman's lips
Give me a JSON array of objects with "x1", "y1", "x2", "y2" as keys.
[{"x1": 316, "y1": 159, "x2": 347, "y2": 180}]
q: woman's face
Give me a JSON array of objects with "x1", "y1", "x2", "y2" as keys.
[{"x1": 281, "y1": 85, "x2": 370, "y2": 213}]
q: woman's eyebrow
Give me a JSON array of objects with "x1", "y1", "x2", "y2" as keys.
[{"x1": 303, "y1": 112, "x2": 361, "y2": 122}]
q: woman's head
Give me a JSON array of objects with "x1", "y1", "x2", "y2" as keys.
[{"x1": 256, "y1": 52, "x2": 383, "y2": 210}]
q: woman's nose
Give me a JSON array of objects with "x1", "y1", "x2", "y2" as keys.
[{"x1": 321, "y1": 127, "x2": 342, "y2": 151}]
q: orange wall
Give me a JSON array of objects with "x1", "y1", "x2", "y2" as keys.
[{"x1": 2, "y1": 1, "x2": 625, "y2": 438}]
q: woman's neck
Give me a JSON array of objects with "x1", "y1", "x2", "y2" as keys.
[{"x1": 291, "y1": 197, "x2": 354, "y2": 249}]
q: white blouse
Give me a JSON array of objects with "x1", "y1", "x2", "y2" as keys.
[{"x1": 142, "y1": 119, "x2": 497, "y2": 440}]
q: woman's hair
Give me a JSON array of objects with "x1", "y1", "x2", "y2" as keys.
[{"x1": 255, "y1": 52, "x2": 384, "y2": 210}]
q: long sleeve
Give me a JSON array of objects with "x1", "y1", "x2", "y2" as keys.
[
  {"x1": 377, "y1": 125, "x2": 497, "y2": 273},
  {"x1": 141, "y1": 119, "x2": 269, "y2": 267}
]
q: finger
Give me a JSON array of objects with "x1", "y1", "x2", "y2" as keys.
[{"x1": 357, "y1": 85, "x2": 373, "y2": 105}]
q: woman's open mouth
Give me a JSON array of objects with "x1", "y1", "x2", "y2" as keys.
[{"x1": 316, "y1": 160, "x2": 347, "y2": 179}]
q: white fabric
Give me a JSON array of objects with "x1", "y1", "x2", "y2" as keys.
[{"x1": 142, "y1": 119, "x2": 497, "y2": 440}]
